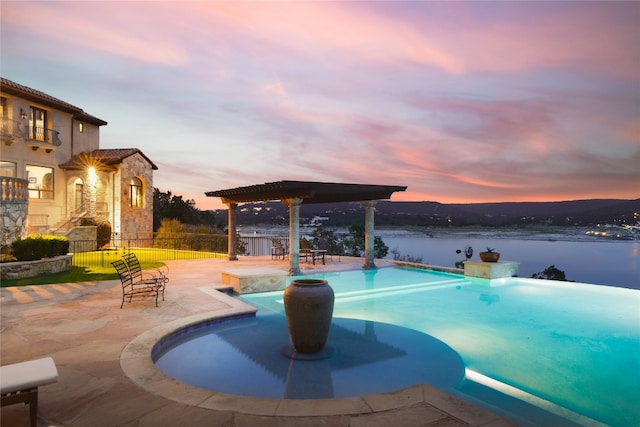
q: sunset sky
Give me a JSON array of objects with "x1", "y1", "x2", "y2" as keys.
[{"x1": 2, "y1": 1, "x2": 639, "y2": 210}]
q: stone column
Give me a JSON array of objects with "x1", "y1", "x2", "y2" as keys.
[
  {"x1": 363, "y1": 200, "x2": 377, "y2": 269},
  {"x1": 83, "y1": 169, "x2": 97, "y2": 218},
  {"x1": 285, "y1": 197, "x2": 303, "y2": 275},
  {"x1": 224, "y1": 200, "x2": 238, "y2": 261}
]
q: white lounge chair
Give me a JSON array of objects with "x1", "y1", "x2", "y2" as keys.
[{"x1": 1, "y1": 357, "x2": 58, "y2": 427}]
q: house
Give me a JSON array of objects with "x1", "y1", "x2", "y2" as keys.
[{"x1": 1, "y1": 77, "x2": 157, "y2": 247}]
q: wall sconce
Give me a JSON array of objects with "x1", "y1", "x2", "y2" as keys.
[
  {"x1": 88, "y1": 167, "x2": 97, "y2": 187},
  {"x1": 20, "y1": 108, "x2": 27, "y2": 120}
]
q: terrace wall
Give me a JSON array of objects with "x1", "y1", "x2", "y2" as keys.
[{"x1": 1, "y1": 254, "x2": 72, "y2": 280}]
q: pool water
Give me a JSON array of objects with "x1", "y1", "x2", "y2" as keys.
[
  {"x1": 153, "y1": 314, "x2": 466, "y2": 399},
  {"x1": 155, "y1": 267, "x2": 640, "y2": 426}
]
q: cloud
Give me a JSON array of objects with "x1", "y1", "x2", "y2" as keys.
[
  {"x1": 2, "y1": 1, "x2": 638, "y2": 208},
  {"x1": 3, "y1": 2, "x2": 189, "y2": 66}
]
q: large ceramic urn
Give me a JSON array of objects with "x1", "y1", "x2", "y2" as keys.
[{"x1": 283, "y1": 279, "x2": 334, "y2": 354}]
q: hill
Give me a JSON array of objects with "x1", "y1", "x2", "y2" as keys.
[{"x1": 213, "y1": 198, "x2": 640, "y2": 228}]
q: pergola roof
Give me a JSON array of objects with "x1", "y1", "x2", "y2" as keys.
[{"x1": 205, "y1": 180, "x2": 407, "y2": 204}]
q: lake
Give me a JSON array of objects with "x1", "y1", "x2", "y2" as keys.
[
  {"x1": 239, "y1": 226, "x2": 639, "y2": 290},
  {"x1": 380, "y1": 232, "x2": 639, "y2": 290}
]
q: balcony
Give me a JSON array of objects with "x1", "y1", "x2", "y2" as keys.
[
  {"x1": 1, "y1": 176, "x2": 29, "y2": 202},
  {"x1": 26, "y1": 126, "x2": 63, "y2": 152},
  {"x1": 1, "y1": 117, "x2": 25, "y2": 146}
]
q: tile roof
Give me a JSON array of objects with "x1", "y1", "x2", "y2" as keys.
[
  {"x1": 59, "y1": 149, "x2": 158, "y2": 171},
  {"x1": 0, "y1": 77, "x2": 107, "y2": 126}
]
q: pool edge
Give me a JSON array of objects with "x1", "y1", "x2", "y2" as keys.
[{"x1": 119, "y1": 290, "x2": 509, "y2": 423}]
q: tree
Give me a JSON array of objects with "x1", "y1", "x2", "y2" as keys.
[
  {"x1": 306, "y1": 225, "x2": 389, "y2": 259},
  {"x1": 154, "y1": 218, "x2": 246, "y2": 254},
  {"x1": 340, "y1": 224, "x2": 389, "y2": 259},
  {"x1": 532, "y1": 265, "x2": 571, "y2": 281},
  {"x1": 310, "y1": 226, "x2": 344, "y2": 255},
  {"x1": 153, "y1": 188, "x2": 217, "y2": 231}
]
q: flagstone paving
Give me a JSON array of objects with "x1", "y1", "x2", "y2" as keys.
[{"x1": 1, "y1": 256, "x2": 515, "y2": 426}]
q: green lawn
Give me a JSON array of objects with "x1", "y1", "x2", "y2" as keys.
[
  {"x1": 1, "y1": 266, "x2": 120, "y2": 287},
  {"x1": 1, "y1": 248, "x2": 223, "y2": 287}
]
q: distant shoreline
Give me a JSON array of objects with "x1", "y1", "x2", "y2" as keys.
[
  {"x1": 376, "y1": 225, "x2": 639, "y2": 242},
  {"x1": 239, "y1": 225, "x2": 639, "y2": 243}
]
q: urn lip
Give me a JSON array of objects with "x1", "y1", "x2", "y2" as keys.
[{"x1": 290, "y1": 279, "x2": 328, "y2": 286}]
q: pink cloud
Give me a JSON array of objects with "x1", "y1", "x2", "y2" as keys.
[
  {"x1": 3, "y1": 1, "x2": 637, "y2": 207},
  {"x1": 3, "y1": 2, "x2": 189, "y2": 66},
  {"x1": 200, "y1": 2, "x2": 639, "y2": 80},
  {"x1": 434, "y1": 4, "x2": 639, "y2": 79}
]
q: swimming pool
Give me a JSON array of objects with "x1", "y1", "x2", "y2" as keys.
[
  {"x1": 242, "y1": 267, "x2": 640, "y2": 426},
  {"x1": 153, "y1": 267, "x2": 639, "y2": 426}
]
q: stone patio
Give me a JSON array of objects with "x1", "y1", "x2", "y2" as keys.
[{"x1": 1, "y1": 256, "x2": 516, "y2": 426}]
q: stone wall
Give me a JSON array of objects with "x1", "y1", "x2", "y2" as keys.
[
  {"x1": 66, "y1": 226, "x2": 98, "y2": 253},
  {"x1": 1, "y1": 199, "x2": 28, "y2": 248},
  {"x1": 119, "y1": 154, "x2": 154, "y2": 239},
  {"x1": 1, "y1": 255, "x2": 72, "y2": 280}
]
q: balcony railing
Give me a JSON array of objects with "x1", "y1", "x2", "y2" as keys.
[
  {"x1": 0, "y1": 117, "x2": 25, "y2": 145},
  {"x1": 1, "y1": 177, "x2": 29, "y2": 202},
  {"x1": 26, "y1": 126, "x2": 62, "y2": 152}
]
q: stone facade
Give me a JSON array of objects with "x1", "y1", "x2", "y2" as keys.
[
  {"x1": 117, "y1": 153, "x2": 154, "y2": 240},
  {"x1": 1, "y1": 79, "x2": 157, "y2": 246},
  {"x1": 1, "y1": 177, "x2": 29, "y2": 247},
  {"x1": 66, "y1": 226, "x2": 98, "y2": 253},
  {"x1": 1, "y1": 199, "x2": 27, "y2": 247},
  {"x1": 221, "y1": 267, "x2": 289, "y2": 294}
]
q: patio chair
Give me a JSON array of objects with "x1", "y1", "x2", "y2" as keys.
[
  {"x1": 271, "y1": 239, "x2": 288, "y2": 260},
  {"x1": 112, "y1": 257, "x2": 165, "y2": 308},
  {"x1": 122, "y1": 252, "x2": 169, "y2": 289},
  {"x1": 300, "y1": 238, "x2": 326, "y2": 265},
  {"x1": 1, "y1": 357, "x2": 58, "y2": 427}
]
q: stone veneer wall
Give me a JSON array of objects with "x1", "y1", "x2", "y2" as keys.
[
  {"x1": 1, "y1": 255, "x2": 72, "y2": 280},
  {"x1": 66, "y1": 226, "x2": 98, "y2": 253},
  {"x1": 119, "y1": 154, "x2": 154, "y2": 239},
  {"x1": 1, "y1": 199, "x2": 28, "y2": 248}
]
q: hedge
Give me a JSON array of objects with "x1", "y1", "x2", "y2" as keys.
[{"x1": 10, "y1": 235, "x2": 70, "y2": 261}]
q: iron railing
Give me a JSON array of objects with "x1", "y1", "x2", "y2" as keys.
[
  {"x1": 26, "y1": 126, "x2": 62, "y2": 147},
  {"x1": 70, "y1": 235, "x2": 287, "y2": 268},
  {"x1": 50, "y1": 211, "x2": 89, "y2": 235}
]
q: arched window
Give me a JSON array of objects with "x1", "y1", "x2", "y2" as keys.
[{"x1": 129, "y1": 177, "x2": 143, "y2": 208}]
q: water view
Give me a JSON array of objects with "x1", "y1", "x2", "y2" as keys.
[
  {"x1": 241, "y1": 226, "x2": 639, "y2": 289},
  {"x1": 380, "y1": 232, "x2": 639, "y2": 290}
]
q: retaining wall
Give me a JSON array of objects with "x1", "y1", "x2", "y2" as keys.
[{"x1": 1, "y1": 254, "x2": 73, "y2": 281}]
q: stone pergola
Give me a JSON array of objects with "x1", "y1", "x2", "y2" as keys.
[{"x1": 205, "y1": 180, "x2": 407, "y2": 274}]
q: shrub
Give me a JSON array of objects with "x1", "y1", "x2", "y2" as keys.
[
  {"x1": 96, "y1": 220, "x2": 112, "y2": 249},
  {"x1": 532, "y1": 265, "x2": 572, "y2": 282},
  {"x1": 0, "y1": 245, "x2": 16, "y2": 262},
  {"x1": 11, "y1": 235, "x2": 70, "y2": 261},
  {"x1": 390, "y1": 248, "x2": 424, "y2": 263},
  {"x1": 79, "y1": 217, "x2": 97, "y2": 226}
]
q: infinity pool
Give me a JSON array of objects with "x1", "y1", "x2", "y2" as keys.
[{"x1": 155, "y1": 267, "x2": 640, "y2": 426}]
